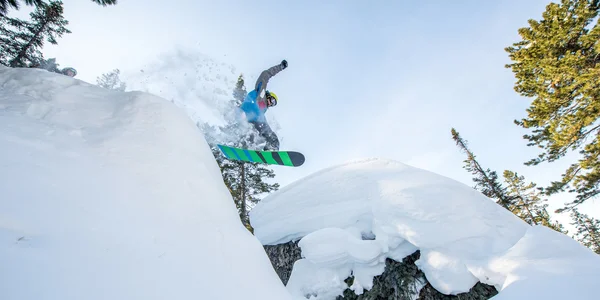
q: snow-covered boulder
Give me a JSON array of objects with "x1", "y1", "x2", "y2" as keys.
[
  {"x1": 249, "y1": 158, "x2": 600, "y2": 299},
  {"x1": 0, "y1": 66, "x2": 291, "y2": 300}
]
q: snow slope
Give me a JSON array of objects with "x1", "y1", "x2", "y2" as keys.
[
  {"x1": 0, "y1": 66, "x2": 292, "y2": 300},
  {"x1": 249, "y1": 158, "x2": 600, "y2": 299}
]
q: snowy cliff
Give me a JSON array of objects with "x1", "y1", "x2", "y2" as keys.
[
  {"x1": 0, "y1": 66, "x2": 291, "y2": 300},
  {"x1": 249, "y1": 158, "x2": 600, "y2": 299}
]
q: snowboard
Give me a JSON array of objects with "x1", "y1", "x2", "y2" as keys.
[{"x1": 217, "y1": 144, "x2": 305, "y2": 167}]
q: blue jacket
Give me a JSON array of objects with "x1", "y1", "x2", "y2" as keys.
[
  {"x1": 240, "y1": 87, "x2": 267, "y2": 123},
  {"x1": 239, "y1": 63, "x2": 285, "y2": 123}
]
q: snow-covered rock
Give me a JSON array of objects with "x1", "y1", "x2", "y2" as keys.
[
  {"x1": 249, "y1": 158, "x2": 600, "y2": 299},
  {"x1": 0, "y1": 66, "x2": 292, "y2": 300}
]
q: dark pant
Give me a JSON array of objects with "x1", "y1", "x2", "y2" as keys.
[{"x1": 250, "y1": 121, "x2": 279, "y2": 151}]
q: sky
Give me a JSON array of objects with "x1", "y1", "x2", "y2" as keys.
[{"x1": 7, "y1": 0, "x2": 599, "y2": 224}]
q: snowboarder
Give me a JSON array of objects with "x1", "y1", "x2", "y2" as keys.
[{"x1": 239, "y1": 59, "x2": 288, "y2": 151}]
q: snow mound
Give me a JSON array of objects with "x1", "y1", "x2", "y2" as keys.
[
  {"x1": 471, "y1": 225, "x2": 600, "y2": 299},
  {"x1": 249, "y1": 158, "x2": 600, "y2": 299},
  {"x1": 0, "y1": 66, "x2": 291, "y2": 300}
]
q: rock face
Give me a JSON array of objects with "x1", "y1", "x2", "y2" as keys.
[
  {"x1": 263, "y1": 242, "x2": 498, "y2": 300},
  {"x1": 263, "y1": 240, "x2": 303, "y2": 285},
  {"x1": 417, "y1": 281, "x2": 498, "y2": 300}
]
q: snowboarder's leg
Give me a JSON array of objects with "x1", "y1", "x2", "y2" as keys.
[{"x1": 250, "y1": 121, "x2": 279, "y2": 151}]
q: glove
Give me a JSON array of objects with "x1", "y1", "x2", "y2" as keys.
[{"x1": 281, "y1": 59, "x2": 288, "y2": 69}]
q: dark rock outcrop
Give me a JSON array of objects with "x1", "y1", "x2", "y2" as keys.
[
  {"x1": 263, "y1": 239, "x2": 303, "y2": 285},
  {"x1": 418, "y1": 281, "x2": 498, "y2": 300},
  {"x1": 337, "y1": 251, "x2": 426, "y2": 300},
  {"x1": 263, "y1": 241, "x2": 498, "y2": 299}
]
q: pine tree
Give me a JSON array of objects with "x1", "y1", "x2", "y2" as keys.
[
  {"x1": 570, "y1": 208, "x2": 600, "y2": 254},
  {"x1": 91, "y1": 0, "x2": 117, "y2": 6},
  {"x1": 200, "y1": 74, "x2": 279, "y2": 232},
  {"x1": 232, "y1": 73, "x2": 246, "y2": 106},
  {"x1": 451, "y1": 128, "x2": 567, "y2": 233},
  {"x1": 503, "y1": 170, "x2": 543, "y2": 225},
  {"x1": 451, "y1": 128, "x2": 514, "y2": 209},
  {"x1": 1, "y1": 0, "x2": 116, "y2": 16},
  {"x1": 0, "y1": 1, "x2": 70, "y2": 68},
  {"x1": 0, "y1": 14, "x2": 10, "y2": 63},
  {"x1": 0, "y1": 11, "x2": 27, "y2": 65},
  {"x1": 503, "y1": 170, "x2": 568, "y2": 233},
  {"x1": 505, "y1": 0, "x2": 600, "y2": 211},
  {"x1": 96, "y1": 68, "x2": 126, "y2": 91},
  {"x1": 0, "y1": 0, "x2": 43, "y2": 16},
  {"x1": 32, "y1": 57, "x2": 59, "y2": 72},
  {"x1": 536, "y1": 207, "x2": 568, "y2": 233}
]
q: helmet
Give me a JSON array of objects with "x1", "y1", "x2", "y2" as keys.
[
  {"x1": 266, "y1": 90, "x2": 278, "y2": 107},
  {"x1": 62, "y1": 67, "x2": 77, "y2": 77}
]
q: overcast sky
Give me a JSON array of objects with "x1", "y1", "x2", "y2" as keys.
[{"x1": 9, "y1": 0, "x2": 599, "y2": 222}]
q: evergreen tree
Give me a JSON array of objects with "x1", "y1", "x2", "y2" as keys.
[
  {"x1": 1, "y1": 0, "x2": 43, "y2": 16},
  {"x1": 503, "y1": 170, "x2": 543, "y2": 225},
  {"x1": 96, "y1": 68, "x2": 126, "y2": 91},
  {"x1": 570, "y1": 208, "x2": 600, "y2": 254},
  {"x1": 505, "y1": 0, "x2": 600, "y2": 211},
  {"x1": 536, "y1": 207, "x2": 568, "y2": 233},
  {"x1": 1, "y1": 0, "x2": 116, "y2": 16},
  {"x1": 503, "y1": 170, "x2": 568, "y2": 233},
  {"x1": 0, "y1": 14, "x2": 11, "y2": 63},
  {"x1": 232, "y1": 73, "x2": 246, "y2": 106},
  {"x1": 451, "y1": 128, "x2": 567, "y2": 233},
  {"x1": 451, "y1": 128, "x2": 514, "y2": 209},
  {"x1": 0, "y1": 11, "x2": 27, "y2": 65},
  {"x1": 91, "y1": 0, "x2": 117, "y2": 6},
  {"x1": 0, "y1": 1, "x2": 70, "y2": 68},
  {"x1": 200, "y1": 74, "x2": 279, "y2": 232},
  {"x1": 34, "y1": 57, "x2": 59, "y2": 72}
]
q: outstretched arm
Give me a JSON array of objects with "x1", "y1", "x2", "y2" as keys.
[{"x1": 255, "y1": 60, "x2": 288, "y2": 96}]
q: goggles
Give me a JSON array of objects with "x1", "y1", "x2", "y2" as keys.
[{"x1": 267, "y1": 95, "x2": 277, "y2": 107}]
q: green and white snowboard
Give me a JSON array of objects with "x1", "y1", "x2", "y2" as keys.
[{"x1": 217, "y1": 144, "x2": 305, "y2": 167}]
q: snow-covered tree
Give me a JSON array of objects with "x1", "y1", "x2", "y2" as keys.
[
  {"x1": 96, "y1": 68, "x2": 126, "y2": 91},
  {"x1": 0, "y1": 1, "x2": 70, "y2": 68},
  {"x1": 200, "y1": 74, "x2": 279, "y2": 232}
]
